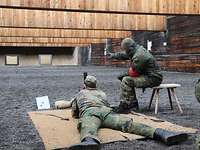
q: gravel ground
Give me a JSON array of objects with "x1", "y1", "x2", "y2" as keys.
[{"x1": 0, "y1": 66, "x2": 199, "y2": 150}]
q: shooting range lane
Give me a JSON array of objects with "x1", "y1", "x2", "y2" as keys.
[
  {"x1": 0, "y1": 66, "x2": 199, "y2": 150},
  {"x1": 28, "y1": 109, "x2": 197, "y2": 150}
]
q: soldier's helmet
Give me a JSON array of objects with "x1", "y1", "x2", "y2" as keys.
[
  {"x1": 195, "y1": 79, "x2": 200, "y2": 103},
  {"x1": 121, "y1": 38, "x2": 137, "y2": 56},
  {"x1": 84, "y1": 75, "x2": 97, "y2": 88},
  {"x1": 121, "y1": 38, "x2": 136, "y2": 50}
]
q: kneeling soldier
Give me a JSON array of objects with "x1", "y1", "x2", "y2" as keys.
[{"x1": 68, "y1": 75, "x2": 187, "y2": 150}]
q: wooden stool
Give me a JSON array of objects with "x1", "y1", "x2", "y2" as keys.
[{"x1": 148, "y1": 84, "x2": 183, "y2": 114}]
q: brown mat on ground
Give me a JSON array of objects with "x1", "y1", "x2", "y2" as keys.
[{"x1": 28, "y1": 109, "x2": 197, "y2": 150}]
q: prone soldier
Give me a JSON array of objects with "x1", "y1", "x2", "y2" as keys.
[{"x1": 67, "y1": 75, "x2": 187, "y2": 150}]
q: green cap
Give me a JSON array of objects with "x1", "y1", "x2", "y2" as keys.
[{"x1": 84, "y1": 75, "x2": 97, "y2": 88}]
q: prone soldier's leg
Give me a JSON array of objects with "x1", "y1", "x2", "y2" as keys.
[
  {"x1": 68, "y1": 115, "x2": 101, "y2": 150},
  {"x1": 102, "y1": 113, "x2": 188, "y2": 145},
  {"x1": 79, "y1": 115, "x2": 101, "y2": 142},
  {"x1": 102, "y1": 113, "x2": 155, "y2": 138},
  {"x1": 196, "y1": 134, "x2": 200, "y2": 150}
]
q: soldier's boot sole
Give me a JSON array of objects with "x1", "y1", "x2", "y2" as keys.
[
  {"x1": 68, "y1": 143, "x2": 100, "y2": 150},
  {"x1": 165, "y1": 133, "x2": 188, "y2": 145}
]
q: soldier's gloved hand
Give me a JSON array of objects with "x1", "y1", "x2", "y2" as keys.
[
  {"x1": 55, "y1": 100, "x2": 72, "y2": 109},
  {"x1": 106, "y1": 52, "x2": 115, "y2": 59},
  {"x1": 117, "y1": 72, "x2": 128, "y2": 81}
]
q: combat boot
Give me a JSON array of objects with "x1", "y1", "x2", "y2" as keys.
[
  {"x1": 153, "y1": 128, "x2": 188, "y2": 145},
  {"x1": 129, "y1": 101, "x2": 139, "y2": 111},
  {"x1": 68, "y1": 137, "x2": 100, "y2": 150}
]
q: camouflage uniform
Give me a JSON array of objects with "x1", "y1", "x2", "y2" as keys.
[
  {"x1": 71, "y1": 88, "x2": 155, "y2": 142},
  {"x1": 68, "y1": 75, "x2": 187, "y2": 150},
  {"x1": 111, "y1": 38, "x2": 163, "y2": 109},
  {"x1": 195, "y1": 79, "x2": 200, "y2": 103},
  {"x1": 195, "y1": 79, "x2": 200, "y2": 150},
  {"x1": 196, "y1": 135, "x2": 200, "y2": 150}
]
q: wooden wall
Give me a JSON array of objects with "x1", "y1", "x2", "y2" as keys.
[
  {"x1": 1, "y1": 0, "x2": 200, "y2": 47},
  {"x1": 91, "y1": 16, "x2": 200, "y2": 73},
  {"x1": 0, "y1": 43, "x2": 89, "y2": 47},
  {"x1": 0, "y1": 6, "x2": 166, "y2": 47},
  {"x1": 1, "y1": 0, "x2": 199, "y2": 15},
  {"x1": 120, "y1": 16, "x2": 200, "y2": 73},
  {"x1": 0, "y1": 37, "x2": 105, "y2": 44},
  {"x1": 1, "y1": 1, "x2": 200, "y2": 69},
  {"x1": 158, "y1": 16, "x2": 200, "y2": 72},
  {"x1": 0, "y1": 28, "x2": 131, "y2": 39},
  {"x1": 0, "y1": 8, "x2": 166, "y2": 31},
  {"x1": 133, "y1": 31, "x2": 167, "y2": 55},
  {"x1": 90, "y1": 43, "x2": 105, "y2": 65}
]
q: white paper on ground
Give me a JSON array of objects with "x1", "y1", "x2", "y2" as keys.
[{"x1": 36, "y1": 96, "x2": 50, "y2": 110}]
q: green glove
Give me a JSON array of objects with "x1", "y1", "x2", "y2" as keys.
[
  {"x1": 117, "y1": 72, "x2": 128, "y2": 81},
  {"x1": 107, "y1": 52, "x2": 115, "y2": 59}
]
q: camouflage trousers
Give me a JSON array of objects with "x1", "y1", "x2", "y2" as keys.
[
  {"x1": 78, "y1": 107, "x2": 156, "y2": 142},
  {"x1": 196, "y1": 135, "x2": 200, "y2": 150},
  {"x1": 121, "y1": 75, "x2": 162, "y2": 104}
]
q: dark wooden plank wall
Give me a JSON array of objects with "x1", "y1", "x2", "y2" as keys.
[
  {"x1": 132, "y1": 16, "x2": 200, "y2": 73},
  {"x1": 167, "y1": 16, "x2": 200, "y2": 55},
  {"x1": 133, "y1": 31, "x2": 167, "y2": 55},
  {"x1": 90, "y1": 43, "x2": 106, "y2": 65},
  {"x1": 91, "y1": 16, "x2": 200, "y2": 72},
  {"x1": 157, "y1": 16, "x2": 200, "y2": 72}
]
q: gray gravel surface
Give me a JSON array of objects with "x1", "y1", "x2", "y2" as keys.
[{"x1": 0, "y1": 66, "x2": 199, "y2": 150}]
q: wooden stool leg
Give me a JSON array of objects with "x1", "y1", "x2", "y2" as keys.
[
  {"x1": 155, "y1": 89, "x2": 160, "y2": 114},
  {"x1": 171, "y1": 88, "x2": 183, "y2": 113},
  {"x1": 167, "y1": 88, "x2": 173, "y2": 110},
  {"x1": 148, "y1": 89, "x2": 156, "y2": 110}
]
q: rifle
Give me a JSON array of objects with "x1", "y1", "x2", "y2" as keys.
[
  {"x1": 83, "y1": 72, "x2": 88, "y2": 81},
  {"x1": 78, "y1": 72, "x2": 88, "y2": 91}
]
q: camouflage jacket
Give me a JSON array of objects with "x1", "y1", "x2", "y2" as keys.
[
  {"x1": 71, "y1": 88, "x2": 111, "y2": 118},
  {"x1": 195, "y1": 79, "x2": 200, "y2": 103},
  {"x1": 112, "y1": 45, "x2": 161, "y2": 77}
]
